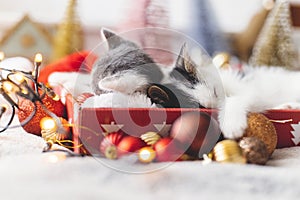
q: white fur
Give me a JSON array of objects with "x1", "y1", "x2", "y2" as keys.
[
  {"x1": 48, "y1": 72, "x2": 93, "y2": 103},
  {"x1": 98, "y1": 70, "x2": 148, "y2": 94},
  {"x1": 82, "y1": 92, "x2": 156, "y2": 108},
  {"x1": 216, "y1": 66, "x2": 300, "y2": 139}
]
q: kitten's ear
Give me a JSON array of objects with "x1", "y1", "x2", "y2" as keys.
[
  {"x1": 175, "y1": 43, "x2": 197, "y2": 75},
  {"x1": 101, "y1": 28, "x2": 124, "y2": 49}
]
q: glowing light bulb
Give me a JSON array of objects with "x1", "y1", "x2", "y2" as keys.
[
  {"x1": 2, "y1": 81, "x2": 16, "y2": 93},
  {"x1": 138, "y1": 147, "x2": 156, "y2": 163},
  {"x1": 52, "y1": 94, "x2": 60, "y2": 101},
  {"x1": 11, "y1": 73, "x2": 25, "y2": 85},
  {"x1": 0, "y1": 52, "x2": 4, "y2": 61},
  {"x1": 34, "y1": 53, "x2": 43, "y2": 64},
  {"x1": 40, "y1": 117, "x2": 57, "y2": 132},
  {"x1": 45, "y1": 152, "x2": 67, "y2": 163}
]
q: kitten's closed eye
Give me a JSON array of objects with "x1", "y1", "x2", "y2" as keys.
[
  {"x1": 98, "y1": 70, "x2": 149, "y2": 94},
  {"x1": 91, "y1": 28, "x2": 164, "y2": 95}
]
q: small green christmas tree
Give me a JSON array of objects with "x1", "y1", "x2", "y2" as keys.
[{"x1": 51, "y1": 0, "x2": 83, "y2": 61}]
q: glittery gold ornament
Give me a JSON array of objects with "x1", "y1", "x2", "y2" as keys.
[
  {"x1": 239, "y1": 137, "x2": 269, "y2": 165},
  {"x1": 51, "y1": 0, "x2": 83, "y2": 61},
  {"x1": 249, "y1": 0, "x2": 299, "y2": 69},
  {"x1": 140, "y1": 131, "x2": 161, "y2": 145},
  {"x1": 212, "y1": 140, "x2": 246, "y2": 164},
  {"x1": 244, "y1": 113, "x2": 277, "y2": 155}
]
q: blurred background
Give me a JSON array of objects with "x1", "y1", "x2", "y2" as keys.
[{"x1": 0, "y1": 0, "x2": 299, "y2": 66}]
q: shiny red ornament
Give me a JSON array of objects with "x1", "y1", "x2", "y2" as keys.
[
  {"x1": 117, "y1": 136, "x2": 147, "y2": 157},
  {"x1": 17, "y1": 93, "x2": 65, "y2": 136},
  {"x1": 99, "y1": 132, "x2": 124, "y2": 159},
  {"x1": 153, "y1": 137, "x2": 185, "y2": 162},
  {"x1": 170, "y1": 112, "x2": 221, "y2": 159}
]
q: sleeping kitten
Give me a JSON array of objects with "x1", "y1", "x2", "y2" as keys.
[
  {"x1": 91, "y1": 29, "x2": 200, "y2": 108},
  {"x1": 170, "y1": 44, "x2": 300, "y2": 139},
  {"x1": 91, "y1": 29, "x2": 164, "y2": 95}
]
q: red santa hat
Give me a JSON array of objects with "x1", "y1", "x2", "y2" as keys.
[{"x1": 38, "y1": 51, "x2": 98, "y2": 84}]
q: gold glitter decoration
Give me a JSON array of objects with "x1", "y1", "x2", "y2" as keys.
[
  {"x1": 212, "y1": 140, "x2": 246, "y2": 164},
  {"x1": 244, "y1": 113, "x2": 277, "y2": 155},
  {"x1": 140, "y1": 131, "x2": 161, "y2": 145},
  {"x1": 51, "y1": 0, "x2": 83, "y2": 61},
  {"x1": 249, "y1": 0, "x2": 299, "y2": 69}
]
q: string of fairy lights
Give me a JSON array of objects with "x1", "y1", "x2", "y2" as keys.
[{"x1": 0, "y1": 52, "x2": 73, "y2": 153}]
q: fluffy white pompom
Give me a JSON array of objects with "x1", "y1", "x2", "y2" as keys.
[{"x1": 81, "y1": 92, "x2": 156, "y2": 108}]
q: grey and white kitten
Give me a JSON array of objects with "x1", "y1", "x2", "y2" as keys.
[
  {"x1": 91, "y1": 29, "x2": 200, "y2": 108},
  {"x1": 91, "y1": 29, "x2": 164, "y2": 95}
]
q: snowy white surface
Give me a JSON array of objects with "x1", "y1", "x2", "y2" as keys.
[{"x1": 1, "y1": 116, "x2": 300, "y2": 199}]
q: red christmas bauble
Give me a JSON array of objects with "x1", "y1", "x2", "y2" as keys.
[
  {"x1": 117, "y1": 136, "x2": 146, "y2": 157},
  {"x1": 99, "y1": 132, "x2": 124, "y2": 159},
  {"x1": 153, "y1": 137, "x2": 184, "y2": 162},
  {"x1": 17, "y1": 94, "x2": 65, "y2": 136},
  {"x1": 170, "y1": 112, "x2": 221, "y2": 159}
]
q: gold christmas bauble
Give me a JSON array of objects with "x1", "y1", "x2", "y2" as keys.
[
  {"x1": 244, "y1": 113, "x2": 277, "y2": 156},
  {"x1": 140, "y1": 131, "x2": 161, "y2": 146},
  {"x1": 212, "y1": 139, "x2": 246, "y2": 164}
]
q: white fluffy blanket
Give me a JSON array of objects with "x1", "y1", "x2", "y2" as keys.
[{"x1": 1, "y1": 117, "x2": 300, "y2": 200}]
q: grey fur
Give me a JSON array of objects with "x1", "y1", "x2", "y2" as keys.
[{"x1": 91, "y1": 29, "x2": 164, "y2": 95}]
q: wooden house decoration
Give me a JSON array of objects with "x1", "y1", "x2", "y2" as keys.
[{"x1": 0, "y1": 15, "x2": 52, "y2": 62}]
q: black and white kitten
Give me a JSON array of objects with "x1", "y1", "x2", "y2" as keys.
[{"x1": 170, "y1": 45, "x2": 300, "y2": 139}]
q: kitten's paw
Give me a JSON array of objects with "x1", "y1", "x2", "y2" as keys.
[{"x1": 219, "y1": 113, "x2": 248, "y2": 139}]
